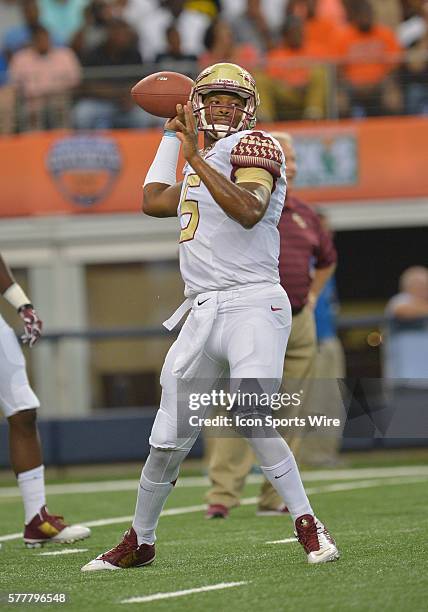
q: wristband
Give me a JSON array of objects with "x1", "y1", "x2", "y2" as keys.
[
  {"x1": 163, "y1": 129, "x2": 178, "y2": 138},
  {"x1": 144, "y1": 134, "x2": 181, "y2": 186},
  {"x1": 3, "y1": 283, "x2": 31, "y2": 310}
]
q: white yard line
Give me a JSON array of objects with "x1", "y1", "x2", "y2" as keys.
[
  {"x1": 1, "y1": 465, "x2": 427, "y2": 498},
  {"x1": 1, "y1": 475, "x2": 427, "y2": 543},
  {"x1": 0, "y1": 532, "x2": 22, "y2": 542},
  {"x1": 38, "y1": 548, "x2": 88, "y2": 556},
  {"x1": 265, "y1": 537, "x2": 297, "y2": 545},
  {"x1": 120, "y1": 581, "x2": 249, "y2": 604},
  {"x1": 304, "y1": 475, "x2": 428, "y2": 495}
]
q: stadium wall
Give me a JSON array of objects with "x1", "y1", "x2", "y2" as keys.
[{"x1": 0, "y1": 116, "x2": 427, "y2": 218}]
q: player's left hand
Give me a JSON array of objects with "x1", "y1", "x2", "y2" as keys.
[
  {"x1": 18, "y1": 305, "x2": 42, "y2": 347},
  {"x1": 175, "y1": 102, "x2": 199, "y2": 165}
]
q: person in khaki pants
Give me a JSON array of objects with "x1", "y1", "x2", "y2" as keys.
[{"x1": 205, "y1": 132, "x2": 337, "y2": 517}]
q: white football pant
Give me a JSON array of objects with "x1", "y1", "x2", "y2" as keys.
[{"x1": 150, "y1": 283, "x2": 292, "y2": 450}]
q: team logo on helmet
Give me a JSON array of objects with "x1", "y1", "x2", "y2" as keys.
[
  {"x1": 47, "y1": 135, "x2": 122, "y2": 207},
  {"x1": 191, "y1": 63, "x2": 260, "y2": 139}
]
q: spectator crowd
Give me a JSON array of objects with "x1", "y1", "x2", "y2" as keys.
[{"x1": 0, "y1": 0, "x2": 428, "y2": 132}]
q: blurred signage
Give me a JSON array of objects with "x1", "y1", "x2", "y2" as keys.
[
  {"x1": 294, "y1": 134, "x2": 357, "y2": 188},
  {"x1": 0, "y1": 116, "x2": 427, "y2": 218},
  {"x1": 46, "y1": 135, "x2": 122, "y2": 207}
]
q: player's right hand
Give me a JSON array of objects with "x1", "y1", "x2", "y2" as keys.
[
  {"x1": 18, "y1": 305, "x2": 43, "y2": 347},
  {"x1": 164, "y1": 103, "x2": 186, "y2": 132}
]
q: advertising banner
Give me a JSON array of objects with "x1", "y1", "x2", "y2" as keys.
[{"x1": 0, "y1": 116, "x2": 427, "y2": 218}]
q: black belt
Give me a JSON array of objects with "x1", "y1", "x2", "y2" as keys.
[{"x1": 291, "y1": 305, "x2": 304, "y2": 316}]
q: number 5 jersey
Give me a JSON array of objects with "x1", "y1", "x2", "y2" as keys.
[{"x1": 178, "y1": 130, "x2": 287, "y2": 297}]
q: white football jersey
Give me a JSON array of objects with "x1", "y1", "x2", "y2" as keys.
[{"x1": 178, "y1": 129, "x2": 286, "y2": 297}]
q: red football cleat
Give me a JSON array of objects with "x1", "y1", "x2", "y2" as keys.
[
  {"x1": 24, "y1": 505, "x2": 90, "y2": 548},
  {"x1": 295, "y1": 514, "x2": 339, "y2": 563},
  {"x1": 205, "y1": 504, "x2": 229, "y2": 519},
  {"x1": 81, "y1": 527, "x2": 155, "y2": 571}
]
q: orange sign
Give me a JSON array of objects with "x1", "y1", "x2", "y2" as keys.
[{"x1": 0, "y1": 116, "x2": 427, "y2": 218}]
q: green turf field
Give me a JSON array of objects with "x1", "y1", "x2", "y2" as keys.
[{"x1": 1, "y1": 467, "x2": 427, "y2": 612}]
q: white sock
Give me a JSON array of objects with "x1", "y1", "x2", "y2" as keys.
[
  {"x1": 132, "y1": 471, "x2": 174, "y2": 545},
  {"x1": 17, "y1": 465, "x2": 46, "y2": 524},
  {"x1": 260, "y1": 455, "x2": 314, "y2": 522}
]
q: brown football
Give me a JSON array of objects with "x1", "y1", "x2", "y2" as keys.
[{"x1": 131, "y1": 72, "x2": 194, "y2": 118}]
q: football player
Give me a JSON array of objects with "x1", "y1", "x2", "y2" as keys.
[
  {"x1": 82, "y1": 63, "x2": 339, "y2": 571},
  {"x1": 0, "y1": 254, "x2": 91, "y2": 547}
]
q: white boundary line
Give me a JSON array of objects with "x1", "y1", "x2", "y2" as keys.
[
  {"x1": 38, "y1": 548, "x2": 88, "y2": 556},
  {"x1": 1, "y1": 465, "x2": 427, "y2": 498},
  {"x1": 120, "y1": 581, "x2": 249, "y2": 604},
  {"x1": 266, "y1": 537, "x2": 296, "y2": 545},
  {"x1": 1, "y1": 475, "x2": 426, "y2": 543}
]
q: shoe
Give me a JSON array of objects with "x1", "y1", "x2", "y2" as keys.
[
  {"x1": 205, "y1": 504, "x2": 229, "y2": 519},
  {"x1": 256, "y1": 505, "x2": 289, "y2": 516},
  {"x1": 24, "y1": 505, "x2": 91, "y2": 548},
  {"x1": 81, "y1": 527, "x2": 155, "y2": 571},
  {"x1": 295, "y1": 514, "x2": 339, "y2": 564}
]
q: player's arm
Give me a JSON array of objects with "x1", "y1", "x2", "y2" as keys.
[
  {"x1": 176, "y1": 103, "x2": 274, "y2": 229},
  {"x1": 307, "y1": 216, "x2": 338, "y2": 307},
  {"x1": 142, "y1": 110, "x2": 189, "y2": 218},
  {"x1": 188, "y1": 159, "x2": 270, "y2": 229},
  {"x1": 0, "y1": 254, "x2": 15, "y2": 294},
  {"x1": 308, "y1": 264, "x2": 336, "y2": 308},
  {"x1": 0, "y1": 254, "x2": 42, "y2": 346},
  {"x1": 143, "y1": 182, "x2": 182, "y2": 218}
]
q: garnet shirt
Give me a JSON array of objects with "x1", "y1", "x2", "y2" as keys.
[{"x1": 278, "y1": 195, "x2": 337, "y2": 311}]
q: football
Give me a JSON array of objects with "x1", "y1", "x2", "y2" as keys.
[{"x1": 131, "y1": 72, "x2": 194, "y2": 118}]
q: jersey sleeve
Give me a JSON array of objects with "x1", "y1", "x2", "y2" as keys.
[{"x1": 230, "y1": 131, "x2": 284, "y2": 187}]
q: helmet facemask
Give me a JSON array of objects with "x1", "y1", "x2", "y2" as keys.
[{"x1": 190, "y1": 63, "x2": 259, "y2": 140}]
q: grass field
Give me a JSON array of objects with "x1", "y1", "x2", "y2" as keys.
[{"x1": 1, "y1": 464, "x2": 428, "y2": 612}]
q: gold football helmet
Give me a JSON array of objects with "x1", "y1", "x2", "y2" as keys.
[{"x1": 190, "y1": 63, "x2": 260, "y2": 139}]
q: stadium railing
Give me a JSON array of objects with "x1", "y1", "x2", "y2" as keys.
[{"x1": 1, "y1": 50, "x2": 427, "y2": 134}]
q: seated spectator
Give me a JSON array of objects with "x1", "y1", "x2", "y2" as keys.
[
  {"x1": 125, "y1": 0, "x2": 218, "y2": 61},
  {"x1": 71, "y1": 0, "x2": 114, "y2": 61},
  {"x1": 8, "y1": 25, "x2": 81, "y2": 130},
  {"x1": 72, "y1": 18, "x2": 160, "y2": 129},
  {"x1": 176, "y1": 0, "x2": 221, "y2": 57},
  {"x1": 286, "y1": 0, "x2": 343, "y2": 57},
  {"x1": 335, "y1": 0, "x2": 403, "y2": 117},
  {"x1": 198, "y1": 19, "x2": 261, "y2": 71},
  {"x1": 221, "y1": 0, "x2": 289, "y2": 43},
  {"x1": 2, "y1": 0, "x2": 63, "y2": 61},
  {"x1": 122, "y1": 0, "x2": 175, "y2": 62},
  {"x1": 231, "y1": 0, "x2": 277, "y2": 53},
  {"x1": 155, "y1": 24, "x2": 197, "y2": 76},
  {"x1": 38, "y1": 0, "x2": 89, "y2": 45},
  {"x1": 263, "y1": 15, "x2": 328, "y2": 120}
]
